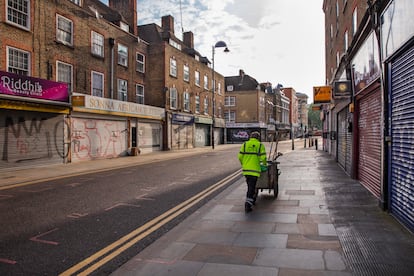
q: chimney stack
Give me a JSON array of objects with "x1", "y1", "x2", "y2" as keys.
[
  {"x1": 183, "y1": 31, "x2": 194, "y2": 49},
  {"x1": 162, "y1": 15, "x2": 175, "y2": 34},
  {"x1": 109, "y1": 0, "x2": 138, "y2": 35}
]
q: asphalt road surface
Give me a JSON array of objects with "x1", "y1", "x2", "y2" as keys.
[{"x1": 0, "y1": 139, "x2": 305, "y2": 275}]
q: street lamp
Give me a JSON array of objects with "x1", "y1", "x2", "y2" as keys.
[{"x1": 211, "y1": 41, "x2": 229, "y2": 149}]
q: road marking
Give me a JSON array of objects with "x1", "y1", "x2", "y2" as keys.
[
  {"x1": 59, "y1": 170, "x2": 241, "y2": 276},
  {"x1": 67, "y1": 213, "x2": 89, "y2": 219},
  {"x1": 0, "y1": 258, "x2": 17, "y2": 265},
  {"x1": 29, "y1": 228, "x2": 59, "y2": 246},
  {"x1": 105, "y1": 203, "x2": 141, "y2": 211}
]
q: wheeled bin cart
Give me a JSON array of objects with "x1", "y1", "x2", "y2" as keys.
[{"x1": 255, "y1": 159, "x2": 280, "y2": 199}]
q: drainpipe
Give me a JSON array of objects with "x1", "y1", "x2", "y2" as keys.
[{"x1": 109, "y1": 38, "x2": 115, "y2": 99}]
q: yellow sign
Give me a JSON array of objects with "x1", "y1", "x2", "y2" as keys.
[{"x1": 313, "y1": 86, "x2": 332, "y2": 104}]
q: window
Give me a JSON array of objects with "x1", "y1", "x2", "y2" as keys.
[
  {"x1": 336, "y1": 51, "x2": 340, "y2": 67},
  {"x1": 352, "y1": 8, "x2": 358, "y2": 35},
  {"x1": 204, "y1": 97, "x2": 209, "y2": 115},
  {"x1": 183, "y1": 91, "x2": 190, "y2": 111},
  {"x1": 57, "y1": 61, "x2": 73, "y2": 93},
  {"x1": 136, "y1": 53, "x2": 145, "y2": 73},
  {"x1": 169, "y1": 87, "x2": 177, "y2": 109},
  {"x1": 195, "y1": 95, "x2": 200, "y2": 113},
  {"x1": 204, "y1": 75, "x2": 208, "y2": 90},
  {"x1": 169, "y1": 39, "x2": 181, "y2": 50},
  {"x1": 227, "y1": 85, "x2": 234, "y2": 91},
  {"x1": 224, "y1": 111, "x2": 235, "y2": 122},
  {"x1": 118, "y1": 44, "x2": 128, "y2": 66},
  {"x1": 225, "y1": 96, "x2": 236, "y2": 106},
  {"x1": 91, "y1": 71, "x2": 104, "y2": 97},
  {"x1": 56, "y1": 15, "x2": 73, "y2": 46},
  {"x1": 120, "y1": 22, "x2": 129, "y2": 32},
  {"x1": 195, "y1": 71, "x2": 200, "y2": 86},
  {"x1": 118, "y1": 79, "x2": 127, "y2": 101},
  {"x1": 91, "y1": 31, "x2": 104, "y2": 57},
  {"x1": 218, "y1": 82, "x2": 222, "y2": 95},
  {"x1": 136, "y1": 84, "x2": 144, "y2": 104},
  {"x1": 218, "y1": 104, "x2": 222, "y2": 118},
  {"x1": 70, "y1": 0, "x2": 81, "y2": 5},
  {"x1": 170, "y1": 58, "x2": 177, "y2": 77},
  {"x1": 183, "y1": 65, "x2": 190, "y2": 82},
  {"x1": 7, "y1": 47, "x2": 30, "y2": 75},
  {"x1": 7, "y1": 0, "x2": 30, "y2": 29},
  {"x1": 344, "y1": 30, "x2": 348, "y2": 51}
]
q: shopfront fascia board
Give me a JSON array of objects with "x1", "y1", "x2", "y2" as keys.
[
  {"x1": 0, "y1": 98, "x2": 70, "y2": 114},
  {"x1": 72, "y1": 94, "x2": 165, "y2": 120}
]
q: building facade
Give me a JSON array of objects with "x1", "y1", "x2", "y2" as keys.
[
  {"x1": 0, "y1": 0, "x2": 165, "y2": 169},
  {"x1": 138, "y1": 15, "x2": 226, "y2": 150},
  {"x1": 323, "y1": 0, "x2": 414, "y2": 232}
]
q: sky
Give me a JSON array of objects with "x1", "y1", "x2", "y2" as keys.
[{"x1": 101, "y1": 0, "x2": 326, "y2": 100}]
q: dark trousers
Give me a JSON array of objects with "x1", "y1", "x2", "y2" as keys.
[{"x1": 245, "y1": 175, "x2": 258, "y2": 206}]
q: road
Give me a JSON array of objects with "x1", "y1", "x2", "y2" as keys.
[{"x1": 0, "y1": 139, "x2": 308, "y2": 275}]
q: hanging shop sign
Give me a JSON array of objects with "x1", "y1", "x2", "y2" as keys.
[
  {"x1": 313, "y1": 86, "x2": 332, "y2": 104},
  {"x1": 0, "y1": 70, "x2": 69, "y2": 104},
  {"x1": 333, "y1": 81, "x2": 352, "y2": 99},
  {"x1": 172, "y1": 113, "x2": 194, "y2": 125}
]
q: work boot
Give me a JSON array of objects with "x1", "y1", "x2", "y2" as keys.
[{"x1": 245, "y1": 202, "x2": 253, "y2": 213}]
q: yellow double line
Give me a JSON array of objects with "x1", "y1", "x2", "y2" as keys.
[{"x1": 60, "y1": 169, "x2": 242, "y2": 275}]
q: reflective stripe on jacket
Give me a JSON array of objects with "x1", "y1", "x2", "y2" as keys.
[{"x1": 238, "y1": 138, "x2": 267, "y2": 177}]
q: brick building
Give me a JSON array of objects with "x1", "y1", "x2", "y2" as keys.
[
  {"x1": 224, "y1": 70, "x2": 267, "y2": 142},
  {"x1": 323, "y1": 0, "x2": 414, "y2": 232},
  {"x1": 0, "y1": 0, "x2": 165, "y2": 169},
  {"x1": 139, "y1": 15, "x2": 226, "y2": 150},
  {"x1": 281, "y1": 87, "x2": 299, "y2": 137}
]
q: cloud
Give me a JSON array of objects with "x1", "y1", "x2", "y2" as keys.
[{"x1": 102, "y1": 0, "x2": 325, "y2": 99}]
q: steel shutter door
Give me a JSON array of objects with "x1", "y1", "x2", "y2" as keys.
[
  {"x1": 337, "y1": 108, "x2": 347, "y2": 171},
  {"x1": 358, "y1": 91, "x2": 382, "y2": 198},
  {"x1": 390, "y1": 44, "x2": 414, "y2": 232}
]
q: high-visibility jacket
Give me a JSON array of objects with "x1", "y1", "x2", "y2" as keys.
[{"x1": 238, "y1": 138, "x2": 267, "y2": 177}]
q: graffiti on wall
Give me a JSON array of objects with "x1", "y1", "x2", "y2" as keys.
[
  {"x1": 1, "y1": 115, "x2": 66, "y2": 165},
  {"x1": 71, "y1": 118, "x2": 127, "y2": 161}
]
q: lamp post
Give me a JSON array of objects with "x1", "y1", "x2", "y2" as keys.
[{"x1": 211, "y1": 41, "x2": 229, "y2": 149}]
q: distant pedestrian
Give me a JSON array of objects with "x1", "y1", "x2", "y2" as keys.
[{"x1": 238, "y1": 131, "x2": 267, "y2": 213}]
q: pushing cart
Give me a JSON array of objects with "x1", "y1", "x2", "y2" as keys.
[{"x1": 255, "y1": 133, "x2": 282, "y2": 199}]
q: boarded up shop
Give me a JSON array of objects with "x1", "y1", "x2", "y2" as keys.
[
  {"x1": 382, "y1": 0, "x2": 414, "y2": 232},
  {"x1": 351, "y1": 31, "x2": 383, "y2": 201},
  {"x1": 0, "y1": 71, "x2": 70, "y2": 169}
]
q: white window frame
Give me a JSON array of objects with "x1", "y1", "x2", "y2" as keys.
[
  {"x1": 91, "y1": 71, "x2": 104, "y2": 97},
  {"x1": 118, "y1": 44, "x2": 128, "y2": 67},
  {"x1": 204, "y1": 75, "x2": 208, "y2": 90},
  {"x1": 118, "y1": 79, "x2": 128, "y2": 101},
  {"x1": 7, "y1": 0, "x2": 30, "y2": 30},
  {"x1": 136, "y1": 53, "x2": 145, "y2": 73},
  {"x1": 224, "y1": 96, "x2": 236, "y2": 106},
  {"x1": 56, "y1": 14, "x2": 73, "y2": 46},
  {"x1": 183, "y1": 91, "x2": 190, "y2": 111},
  {"x1": 195, "y1": 95, "x2": 200, "y2": 113},
  {"x1": 195, "y1": 71, "x2": 200, "y2": 86},
  {"x1": 70, "y1": 0, "x2": 82, "y2": 6},
  {"x1": 352, "y1": 8, "x2": 358, "y2": 35},
  {"x1": 204, "y1": 97, "x2": 209, "y2": 115},
  {"x1": 224, "y1": 111, "x2": 235, "y2": 122},
  {"x1": 183, "y1": 64, "x2": 190, "y2": 82},
  {"x1": 218, "y1": 82, "x2": 222, "y2": 95},
  {"x1": 136, "y1": 84, "x2": 144, "y2": 104},
  {"x1": 120, "y1": 22, "x2": 129, "y2": 32},
  {"x1": 169, "y1": 87, "x2": 177, "y2": 109},
  {"x1": 7, "y1": 46, "x2": 30, "y2": 75},
  {"x1": 91, "y1": 31, "x2": 104, "y2": 57},
  {"x1": 170, "y1": 58, "x2": 177, "y2": 77},
  {"x1": 344, "y1": 30, "x2": 349, "y2": 51},
  {"x1": 56, "y1": 61, "x2": 73, "y2": 93}
]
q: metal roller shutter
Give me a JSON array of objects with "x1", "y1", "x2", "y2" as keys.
[
  {"x1": 357, "y1": 91, "x2": 382, "y2": 198},
  {"x1": 390, "y1": 44, "x2": 414, "y2": 232},
  {"x1": 337, "y1": 108, "x2": 347, "y2": 171}
]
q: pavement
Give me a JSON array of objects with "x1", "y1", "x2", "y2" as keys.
[{"x1": 1, "y1": 142, "x2": 414, "y2": 275}]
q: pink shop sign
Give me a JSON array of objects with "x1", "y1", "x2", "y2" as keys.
[{"x1": 0, "y1": 71, "x2": 69, "y2": 103}]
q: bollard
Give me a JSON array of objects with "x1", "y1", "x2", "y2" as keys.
[{"x1": 315, "y1": 138, "x2": 318, "y2": 150}]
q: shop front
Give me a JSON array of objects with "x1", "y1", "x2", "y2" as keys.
[
  {"x1": 71, "y1": 94, "x2": 164, "y2": 162},
  {"x1": 168, "y1": 113, "x2": 194, "y2": 150},
  {"x1": 0, "y1": 71, "x2": 70, "y2": 169},
  {"x1": 194, "y1": 116, "x2": 211, "y2": 147}
]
